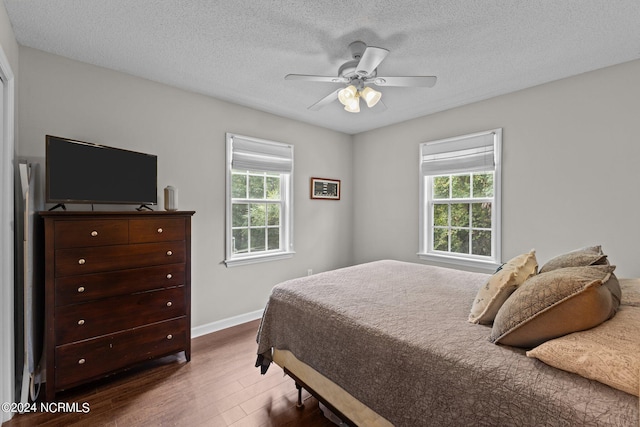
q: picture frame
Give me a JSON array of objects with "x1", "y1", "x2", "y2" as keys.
[{"x1": 310, "y1": 177, "x2": 341, "y2": 200}]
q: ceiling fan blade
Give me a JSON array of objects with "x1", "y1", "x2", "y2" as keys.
[
  {"x1": 356, "y1": 46, "x2": 389, "y2": 76},
  {"x1": 372, "y1": 76, "x2": 437, "y2": 87},
  {"x1": 308, "y1": 89, "x2": 340, "y2": 111},
  {"x1": 285, "y1": 74, "x2": 348, "y2": 83}
]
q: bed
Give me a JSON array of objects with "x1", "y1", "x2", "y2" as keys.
[{"x1": 256, "y1": 258, "x2": 639, "y2": 426}]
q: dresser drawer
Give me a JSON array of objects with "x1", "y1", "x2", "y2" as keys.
[
  {"x1": 55, "y1": 264, "x2": 186, "y2": 306},
  {"x1": 54, "y1": 219, "x2": 129, "y2": 248},
  {"x1": 129, "y1": 218, "x2": 185, "y2": 243},
  {"x1": 55, "y1": 317, "x2": 187, "y2": 390},
  {"x1": 55, "y1": 241, "x2": 185, "y2": 277},
  {"x1": 55, "y1": 286, "x2": 186, "y2": 345}
]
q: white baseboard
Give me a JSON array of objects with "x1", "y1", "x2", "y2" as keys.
[{"x1": 191, "y1": 308, "x2": 264, "y2": 338}]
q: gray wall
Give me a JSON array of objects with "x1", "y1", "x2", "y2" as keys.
[
  {"x1": 0, "y1": 4, "x2": 18, "y2": 74},
  {"x1": 353, "y1": 59, "x2": 640, "y2": 277},
  {"x1": 17, "y1": 47, "x2": 354, "y2": 329}
]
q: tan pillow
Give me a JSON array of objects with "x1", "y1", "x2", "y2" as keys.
[
  {"x1": 620, "y1": 278, "x2": 640, "y2": 307},
  {"x1": 490, "y1": 265, "x2": 617, "y2": 348},
  {"x1": 539, "y1": 245, "x2": 608, "y2": 274},
  {"x1": 526, "y1": 306, "x2": 640, "y2": 396},
  {"x1": 468, "y1": 250, "x2": 537, "y2": 324}
]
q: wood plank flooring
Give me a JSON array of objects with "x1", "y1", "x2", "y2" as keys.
[{"x1": 2, "y1": 320, "x2": 336, "y2": 427}]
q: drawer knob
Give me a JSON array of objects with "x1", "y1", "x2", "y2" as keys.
[
  {"x1": 166, "y1": 250, "x2": 173, "y2": 256},
  {"x1": 91, "y1": 230, "x2": 98, "y2": 237},
  {"x1": 166, "y1": 301, "x2": 173, "y2": 307},
  {"x1": 167, "y1": 334, "x2": 173, "y2": 340},
  {"x1": 166, "y1": 273, "x2": 173, "y2": 279},
  {"x1": 78, "y1": 358, "x2": 86, "y2": 365},
  {"x1": 77, "y1": 286, "x2": 85, "y2": 293},
  {"x1": 78, "y1": 258, "x2": 86, "y2": 265},
  {"x1": 78, "y1": 319, "x2": 85, "y2": 325},
  {"x1": 157, "y1": 228, "x2": 163, "y2": 233}
]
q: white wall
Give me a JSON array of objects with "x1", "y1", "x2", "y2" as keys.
[
  {"x1": 353, "y1": 59, "x2": 640, "y2": 277},
  {"x1": 17, "y1": 47, "x2": 354, "y2": 329}
]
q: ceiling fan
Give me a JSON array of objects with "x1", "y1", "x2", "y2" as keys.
[{"x1": 285, "y1": 41, "x2": 437, "y2": 113}]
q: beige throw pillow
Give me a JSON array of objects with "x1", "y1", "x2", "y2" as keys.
[
  {"x1": 526, "y1": 306, "x2": 640, "y2": 396},
  {"x1": 490, "y1": 265, "x2": 618, "y2": 348},
  {"x1": 468, "y1": 250, "x2": 537, "y2": 325},
  {"x1": 620, "y1": 278, "x2": 640, "y2": 307}
]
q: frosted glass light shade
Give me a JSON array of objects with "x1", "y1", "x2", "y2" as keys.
[
  {"x1": 344, "y1": 97, "x2": 360, "y2": 113},
  {"x1": 361, "y1": 87, "x2": 382, "y2": 108},
  {"x1": 338, "y1": 85, "x2": 357, "y2": 106}
]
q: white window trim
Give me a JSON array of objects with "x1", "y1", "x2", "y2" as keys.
[
  {"x1": 224, "y1": 133, "x2": 294, "y2": 267},
  {"x1": 418, "y1": 129, "x2": 502, "y2": 272}
]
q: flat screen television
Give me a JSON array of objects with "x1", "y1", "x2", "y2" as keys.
[{"x1": 46, "y1": 135, "x2": 157, "y2": 207}]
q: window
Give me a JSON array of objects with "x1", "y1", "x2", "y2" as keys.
[
  {"x1": 418, "y1": 129, "x2": 502, "y2": 270},
  {"x1": 225, "y1": 133, "x2": 294, "y2": 266}
]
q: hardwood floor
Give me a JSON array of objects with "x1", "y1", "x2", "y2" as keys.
[{"x1": 2, "y1": 320, "x2": 337, "y2": 426}]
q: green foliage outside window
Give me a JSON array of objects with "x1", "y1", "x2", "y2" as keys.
[
  {"x1": 231, "y1": 170, "x2": 281, "y2": 254},
  {"x1": 432, "y1": 172, "x2": 493, "y2": 257}
]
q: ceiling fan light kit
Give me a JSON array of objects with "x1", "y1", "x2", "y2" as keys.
[
  {"x1": 337, "y1": 85, "x2": 381, "y2": 112},
  {"x1": 285, "y1": 41, "x2": 437, "y2": 113}
]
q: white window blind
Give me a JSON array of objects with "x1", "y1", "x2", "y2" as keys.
[
  {"x1": 230, "y1": 134, "x2": 293, "y2": 173},
  {"x1": 421, "y1": 131, "x2": 496, "y2": 175}
]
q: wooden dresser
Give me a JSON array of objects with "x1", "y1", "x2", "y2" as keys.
[{"x1": 39, "y1": 210, "x2": 195, "y2": 400}]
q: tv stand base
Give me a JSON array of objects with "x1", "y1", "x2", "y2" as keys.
[
  {"x1": 48, "y1": 203, "x2": 67, "y2": 211},
  {"x1": 136, "y1": 204, "x2": 154, "y2": 211}
]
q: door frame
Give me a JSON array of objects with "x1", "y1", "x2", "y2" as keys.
[{"x1": 0, "y1": 42, "x2": 16, "y2": 422}]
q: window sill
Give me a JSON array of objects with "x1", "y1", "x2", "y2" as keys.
[
  {"x1": 417, "y1": 252, "x2": 500, "y2": 273},
  {"x1": 224, "y1": 251, "x2": 295, "y2": 267}
]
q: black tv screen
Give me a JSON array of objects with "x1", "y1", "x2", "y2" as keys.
[{"x1": 46, "y1": 135, "x2": 157, "y2": 205}]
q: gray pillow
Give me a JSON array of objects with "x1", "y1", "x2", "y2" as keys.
[
  {"x1": 491, "y1": 265, "x2": 619, "y2": 348},
  {"x1": 539, "y1": 245, "x2": 608, "y2": 273}
]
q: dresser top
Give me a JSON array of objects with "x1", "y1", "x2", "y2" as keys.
[{"x1": 39, "y1": 210, "x2": 195, "y2": 218}]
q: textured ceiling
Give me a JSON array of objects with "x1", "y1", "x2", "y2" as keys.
[{"x1": 4, "y1": 1, "x2": 640, "y2": 134}]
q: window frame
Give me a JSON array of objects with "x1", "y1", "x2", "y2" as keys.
[
  {"x1": 225, "y1": 133, "x2": 294, "y2": 267},
  {"x1": 418, "y1": 129, "x2": 502, "y2": 271}
]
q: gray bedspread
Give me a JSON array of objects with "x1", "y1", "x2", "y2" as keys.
[{"x1": 256, "y1": 260, "x2": 639, "y2": 426}]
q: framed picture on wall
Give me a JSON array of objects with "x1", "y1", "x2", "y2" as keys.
[{"x1": 310, "y1": 177, "x2": 341, "y2": 200}]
